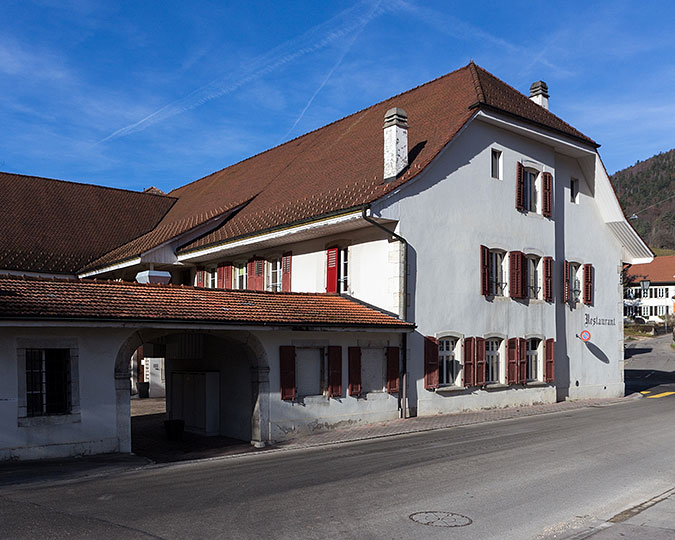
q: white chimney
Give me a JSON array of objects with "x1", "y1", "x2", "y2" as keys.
[
  {"x1": 136, "y1": 270, "x2": 171, "y2": 285},
  {"x1": 383, "y1": 107, "x2": 408, "y2": 182},
  {"x1": 529, "y1": 81, "x2": 549, "y2": 110}
]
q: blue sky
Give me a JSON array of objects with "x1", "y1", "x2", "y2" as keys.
[{"x1": 1, "y1": 0, "x2": 673, "y2": 193}]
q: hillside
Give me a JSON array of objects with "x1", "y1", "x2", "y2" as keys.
[{"x1": 610, "y1": 149, "x2": 675, "y2": 250}]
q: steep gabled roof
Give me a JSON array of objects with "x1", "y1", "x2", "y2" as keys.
[
  {"x1": 0, "y1": 172, "x2": 176, "y2": 274},
  {"x1": 0, "y1": 275, "x2": 413, "y2": 329},
  {"x1": 627, "y1": 255, "x2": 675, "y2": 284}
]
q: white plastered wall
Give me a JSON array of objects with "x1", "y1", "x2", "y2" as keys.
[{"x1": 0, "y1": 327, "x2": 132, "y2": 461}]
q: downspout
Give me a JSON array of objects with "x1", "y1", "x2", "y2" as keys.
[{"x1": 361, "y1": 205, "x2": 411, "y2": 418}]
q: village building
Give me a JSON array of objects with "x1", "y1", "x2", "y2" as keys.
[
  {"x1": 0, "y1": 62, "x2": 652, "y2": 460},
  {"x1": 624, "y1": 255, "x2": 675, "y2": 322}
]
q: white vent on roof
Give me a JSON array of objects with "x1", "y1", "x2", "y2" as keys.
[
  {"x1": 136, "y1": 270, "x2": 171, "y2": 285},
  {"x1": 383, "y1": 107, "x2": 408, "y2": 182}
]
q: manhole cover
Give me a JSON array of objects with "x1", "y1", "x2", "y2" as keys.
[{"x1": 409, "y1": 511, "x2": 472, "y2": 528}]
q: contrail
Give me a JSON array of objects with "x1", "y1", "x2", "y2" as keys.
[
  {"x1": 97, "y1": 1, "x2": 393, "y2": 144},
  {"x1": 279, "y1": 0, "x2": 382, "y2": 143}
]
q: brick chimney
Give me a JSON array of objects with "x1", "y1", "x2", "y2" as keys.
[
  {"x1": 383, "y1": 107, "x2": 408, "y2": 182},
  {"x1": 529, "y1": 81, "x2": 549, "y2": 110}
]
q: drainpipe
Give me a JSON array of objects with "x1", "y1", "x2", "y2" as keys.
[{"x1": 361, "y1": 205, "x2": 410, "y2": 418}]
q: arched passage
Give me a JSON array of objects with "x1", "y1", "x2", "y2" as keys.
[{"x1": 114, "y1": 329, "x2": 270, "y2": 453}]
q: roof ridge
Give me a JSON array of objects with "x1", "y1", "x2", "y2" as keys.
[
  {"x1": 0, "y1": 171, "x2": 177, "y2": 200},
  {"x1": 467, "y1": 60, "x2": 486, "y2": 103},
  {"x1": 170, "y1": 63, "x2": 474, "y2": 197}
]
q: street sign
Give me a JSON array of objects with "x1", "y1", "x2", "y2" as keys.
[{"x1": 579, "y1": 330, "x2": 591, "y2": 342}]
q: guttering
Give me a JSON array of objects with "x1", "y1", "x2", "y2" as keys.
[
  {"x1": 361, "y1": 205, "x2": 411, "y2": 419},
  {"x1": 78, "y1": 257, "x2": 142, "y2": 278},
  {"x1": 177, "y1": 208, "x2": 364, "y2": 262}
]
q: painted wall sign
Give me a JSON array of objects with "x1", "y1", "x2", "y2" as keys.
[
  {"x1": 579, "y1": 330, "x2": 591, "y2": 342},
  {"x1": 584, "y1": 314, "x2": 616, "y2": 327}
]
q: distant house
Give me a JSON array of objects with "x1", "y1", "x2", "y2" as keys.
[
  {"x1": 0, "y1": 62, "x2": 652, "y2": 460},
  {"x1": 624, "y1": 255, "x2": 675, "y2": 322}
]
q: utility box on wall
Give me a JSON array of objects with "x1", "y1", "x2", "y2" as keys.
[{"x1": 170, "y1": 371, "x2": 220, "y2": 436}]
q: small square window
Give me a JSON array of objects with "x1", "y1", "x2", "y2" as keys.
[
  {"x1": 570, "y1": 178, "x2": 579, "y2": 203},
  {"x1": 491, "y1": 149, "x2": 502, "y2": 180}
]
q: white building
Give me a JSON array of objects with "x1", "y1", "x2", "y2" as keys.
[
  {"x1": 0, "y1": 62, "x2": 652, "y2": 460},
  {"x1": 624, "y1": 255, "x2": 675, "y2": 322}
]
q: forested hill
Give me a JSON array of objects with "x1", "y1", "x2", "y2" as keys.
[{"x1": 610, "y1": 149, "x2": 675, "y2": 250}]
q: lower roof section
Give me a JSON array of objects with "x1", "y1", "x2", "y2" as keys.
[{"x1": 0, "y1": 276, "x2": 413, "y2": 331}]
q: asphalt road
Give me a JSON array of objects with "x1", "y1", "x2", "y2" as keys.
[{"x1": 1, "y1": 335, "x2": 673, "y2": 540}]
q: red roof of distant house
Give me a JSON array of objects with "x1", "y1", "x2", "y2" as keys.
[
  {"x1": 0, "y1": 172, "x2": 176, "y2": 274},
  {"x1": 0, "y1": 275, "x2": 412, "y2": 329},
  {"x1": 626, "y1": 255, "x2": 675, "y2": 284},
  {"x1": 82, "y1": 62, "x2": 597, "y2": 272}
]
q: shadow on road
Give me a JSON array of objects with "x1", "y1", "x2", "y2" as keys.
[
  {"x1": 625, "y1": 369, "x2": 675, "y2": 394},
  {"x1": 624, "y1": 347, "x2": 653, "y2": 359}
]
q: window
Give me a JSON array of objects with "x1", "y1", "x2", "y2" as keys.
[
  {"x1": 234, "y1": 263, "x2": 247, "y2": 290},
  {"x1": 642, "y1": 305, "x2": 649, "y2": 317},
  {"x1": 361, "y1": 348, "x2": 386, "y2": 393},
  {"x1": 658, "y1": 305, "x2": 667, "y2": 316},
  {"x1": 523, "y1": 169, "x2": 539, "y2": 212},
  {"x1": 485, "y1": 339, "x2": 502, "y2": 384},
  {"x1": 526, "y1": 256, "x2": 541, "y2": 299},
  {"x1": 489, "y1": 250, "x2": 506, "y2": 296},
  {"x1": 206, "y1": 268, "x2": 217, "y2": 288},
  {"x1": 491, "y1": 149, "x2": 502, "y2": 179},
  {"x1": 25, "y1": 349, "x2": 71, "y2": 417},
  {"x1": 267, "y1": 258, "x2": 282, "y2": 292},
  {"x1": 438, "y1": 338, "x2": 460, "y2": 386},
  {"x1": 568, "y1": 263, "x2": 581, "y2": 302},
  {"x1": 296, "y1": 348, "x2": 324, "y2": 397},
  {"x1": 339, "y1": 247, "x2": 349, "y2": 293},
  {"x1": 526, "y1": 339, "x2": 541, "y2": 382},
  {"x1": 570, "y1": 178, "x2": 579, "y2": 203}
]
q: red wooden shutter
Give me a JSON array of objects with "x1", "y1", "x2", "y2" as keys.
[
  {"x1": 542, "y1": 172, "x2": 553, "y2": 218},
  {"x1": 516, "y1": 162, "x2": 525, "y2": 211},
  {"x1": 386, "y1": 347, "x2": 400, "y2": 393},
  {"x1": 543, "y1": 256, "x2": 553, "y2": 302},
  {"x1": 463, "y1": 337, "x2": 475, "y2": 387},
  {"x1": 563, "y1": 260, "x2": 570, "y2": 302},
  {"x1": 246, "y1": 260, "x2": 256, "y2": 290},
  {"x1": 279, "y1": 346, "x2": 296, "y2": 400},
  {"x1": 544, "y1": 338, "x2": 555, "y2": 383},
  {"x1": 506, "y1": 338, "x2": 518, "y2": 384},
  {"x1": 583, "y1": 263, "x2": 594, "y2": 305},
  {"x1": 480, "y1": 245, "x2": 490, "y2": 296},
  {"x1": 474, "y1": 337, "x2": 486, "y2": 387},
  {"x1": 281, "y1": 252, "x2": 292, "y2": 292},
  {"x1": 326, "y1": 248, "x2": 338, "y2": 293},
  {"x1": 216, "y1": 263, "x2": 233, "y2": 289},
  {"x1": 348, "y1": 347, "x2": 362, "y2": 396},
  {"x1": 518, "y1": 338, "x2": 527, "y2": 384},
  {"x1": 424, "y1": 336, "x2": 439, "y2": 390},
  {"x1": 510, "y1": 251, "x2": 525, "y2": 299},
  {"x1": 327, "y1": 346, "x2": 342, "y2": 398},
  {"x1": 195, "y1": 267, "x2": 205, "y2": 287}
]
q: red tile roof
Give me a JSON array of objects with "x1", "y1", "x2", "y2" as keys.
[
  {"x1": 0, "y1": 275, "x2": 413, "y2": 329},
  {"x1": 0, "y1": 172, "x2": 176, "y2": 274},
  {"x1": 83, "y1": 62, "x2": 596, "y2": 272},
  {"x1": 627, "y1": 255, "x2": 675, "y2": 284}
]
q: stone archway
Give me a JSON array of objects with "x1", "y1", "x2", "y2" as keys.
[{"x1": 114, "y1": 328, "x2": 271, "y2": 451}]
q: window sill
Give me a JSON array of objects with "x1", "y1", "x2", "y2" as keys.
[
  {"x1": 484, "y1": 383, "x2": 510, "y2": 390},
  {"x1": 18, "y1": 412, "x2": 81, "y2": 427},
  {"x1": 435, "y1": 385, "x2": 466, "y2": 393},
  {"x1": 526, "y1": 381, "x2": 550, "y2": 388}
]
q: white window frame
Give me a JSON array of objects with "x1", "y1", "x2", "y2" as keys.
[
  {"x1": 525, "y1": 337, "x2": 542, "y2": 382},
  {"x1": 338, "y1": 247, "x2": 349, "y2": 294},
  {"x1": 484, "y1": 337, "x2": 504, "y2": 384},
  {"x1": 569, "y1": 262, "x2": 581, "y2": 303},
  {"x1": 267, "y1": 258, "x2": 282, "y2": 292},
  {"x1": 526, "y1": 255, "x2": 541, "y2": 300},
  {"x1": 491, "y1": 148, "x2": 502, "y2": 180},
  {"x1": 438, "y1": 336, "x2": 460, "y2": 386},
  {"x1": 489, "y1": 250, "x2": 506, "y2": 297},
  {"x1": 205, "y1": 268, "x2": 217, "y2": 288},
  {"x1": 523, "y1": 168, "x2": 540, "y2": 213},
  {"x1": 570, "y1": 177, "x2": 579, "y2": 204},
  {"x1": 234, "y1": 262, "x2": 247, "y2": 290}
]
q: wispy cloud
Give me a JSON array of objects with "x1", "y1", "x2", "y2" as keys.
[
  {"x1": 97, "y1": 1, "x2": 395, "y2": 144},
  {"x1": 278, "y1": 0, "x2": 383, "y2": 143}
]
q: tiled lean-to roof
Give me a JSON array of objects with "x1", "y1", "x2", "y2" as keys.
[
  {"x1": 0, "y1": 172, "x2": 176, "y2": 274},
  {"x1": 82, "y1": 62, "x2": 597, "y2": 272},
  {"x1": 627, "y1": 255, "x2": 675, "y2": 284},
  {"x1": 0, "y1": 275, "x2": 413, "y2": 329}
]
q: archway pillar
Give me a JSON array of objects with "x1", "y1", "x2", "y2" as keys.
[
  {"x1": 115, "y1": 369, "x2": 132, "y2": 453},
  {"x1": 251, "y1": 366, "x2": 270, "y2": 447}
]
